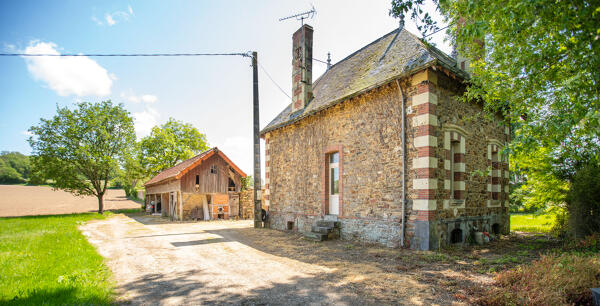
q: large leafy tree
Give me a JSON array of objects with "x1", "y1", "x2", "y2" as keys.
[
  {"x1": 28, "y1": 101, "x2": 136, "y2": 213},
  {"x1": 117, "y1": 142, "x2": 145, "y2": 198},
  {"x1": 0, "y1": 152, "x2": 31, "y2": 184},
  {"x1": 139, "y1": 118, "x2": 209, "y2": 177},
  {"x1": 391, "y1": 0, "x2": 600, "y2": 214}
]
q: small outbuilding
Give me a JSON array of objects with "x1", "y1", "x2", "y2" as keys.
[{"x1": 144, "y1": 147, "x2": 246, "y2": 221}]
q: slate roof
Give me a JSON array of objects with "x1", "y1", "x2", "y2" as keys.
[
  {"x1": 144, "y1": 147, "x2": 246, "y2": 187},
  {"x1": 260, "y1": 28, "x2": 467, "y2": 135}
]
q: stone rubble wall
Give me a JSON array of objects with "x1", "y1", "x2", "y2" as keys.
[{"x1": 264, "y1": 67, "x2": 509, "y2": 249}]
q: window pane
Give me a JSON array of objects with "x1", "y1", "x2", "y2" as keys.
[
  {"x1": 330, "y1": 167, "x2": 339, "y2": 194},
  {"x1": 329, "y1": 152, "x2": 339, "y2": 164}
]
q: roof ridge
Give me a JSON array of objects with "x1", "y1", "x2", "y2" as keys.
[{"x1": 149, "y1": 147, "x2": 214, "y2": 177}]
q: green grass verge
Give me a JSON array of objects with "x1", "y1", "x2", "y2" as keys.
[
  {"x1": 0, "y1": 213, "x2": 115, "y2": 305},
  {"x1": 511, "y1": 213, "x2": 556, "y2": 233}
]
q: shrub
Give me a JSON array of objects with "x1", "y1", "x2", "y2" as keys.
[
  {"x1": 479, "y1": 253, "x2": 600, "y2": 305},
  {"x1": 565, "y1": 233, "x2": 600, "y2": 253},
  {"x1": 567, "y1": 163, "x2": 600, "y2": 238}
]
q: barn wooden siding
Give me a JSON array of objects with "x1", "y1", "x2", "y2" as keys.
[{"x1": 179, "y1": 154, "x2": 242, "y2": 194}]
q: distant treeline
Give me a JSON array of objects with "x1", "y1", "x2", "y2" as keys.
[{"x1": 0, "y1": 152, "x2": 44, "y2": 185}]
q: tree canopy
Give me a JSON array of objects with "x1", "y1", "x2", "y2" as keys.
[
  {"x1": 28, "y1": 101, "x2": 136, "y2": 213},
  {"x1": 139, "y1": 118, "x2": 209, "y2": 177},
  {"x1": 390, "y1": 0, "x2": 600, "y2": 231},
  {"x1": 0, "y1": 152, "x2": 31, "y2": 184}
]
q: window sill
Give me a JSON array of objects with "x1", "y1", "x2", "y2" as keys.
[{"x1": 450, "y1": 200, "x2": 465, "y2": 207}]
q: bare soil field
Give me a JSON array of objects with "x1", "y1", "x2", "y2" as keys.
[
  {"x1": 81, "y1": 213, "x2": 560, "y2": 305},
  {"x1": 0, "y1": 185, "x2": 141, "y2": 217}
]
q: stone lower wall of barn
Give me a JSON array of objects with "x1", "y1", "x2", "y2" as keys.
[{"x1": 268, "y1": 212, "x2": 403, "y2": 247}]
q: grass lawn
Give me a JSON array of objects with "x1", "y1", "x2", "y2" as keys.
[
  {"x1": 0, "y1": 212, "x2": 117, "y2": 305},
  {"x1": 510, "y1": 213, "x2": 556, "y2": 233}
]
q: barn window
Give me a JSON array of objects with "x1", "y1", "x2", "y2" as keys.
[
  {"x1": 210, "y1": 165, "x2": 217, "y2": 174},
  {"x1": 228, "y1": 178, "x2": 236, "y2": 191},
  {"x1": 195, "y1": 175, "x2": 199, "y2": 185}
]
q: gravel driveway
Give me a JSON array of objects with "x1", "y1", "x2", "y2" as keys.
[{"x1": 81, "y1": 214, "x2": 364, "y2": 305}]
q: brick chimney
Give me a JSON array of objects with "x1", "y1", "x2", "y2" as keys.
[{"x1": 291, "y1": 24, "x2": 313, "y2": 112}]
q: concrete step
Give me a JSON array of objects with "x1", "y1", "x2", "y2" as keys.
[
  {"x1": 311, "y1": 225, "x2": 331, "y2": 234},
  {"x1": 324, "y1": 214, "x2": 339, "y2": 221},
  {"x1": 316, "y1": 220, "x2": 341, "y2": 229},
  {"x1": 303, "y1": 231, "x2": 327, "y2": 241}
]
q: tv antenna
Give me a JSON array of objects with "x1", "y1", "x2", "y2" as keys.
[{"x1": 279, "y1": 5, "x2": 316, "y2": 26}]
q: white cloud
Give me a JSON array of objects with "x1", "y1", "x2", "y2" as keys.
[
  {"x1": 141, "y1": 94, "x2": 157, "y2": 103},
  {"x1": 120, "y1": 90, "x2": 157, "y2": 104},
  {"x1": 97, "y1": 6, "x2": 134, "y2": 27},
  {"x1": 23, "y1": 41, "x2": 113, "y2": 97},
  {"x1": 21, "y1": 130, "x2": 34, "y2": 137},
  {"x1": 91, "y1": 16, "x2": 103, "y2": 26},
  {"x1": 133, "y1": 107, "x2": 159, "y2": 138},
  {"x1": 105, "y1": 14, "x2": 116, "y2": 26}
]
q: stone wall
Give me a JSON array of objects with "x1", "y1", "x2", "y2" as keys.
[
  {"x1": 239, "y1": 189, "x2": 266, "y2": 219},
  {"x1": 264, "y1": 77, "x2": 418, "y2": 247},
  {"x1": 264, "y1": 67, "x2": 509, "y2": 249},
  {"x1": 406, "y1": 69, "x2": 510, "y2": 250}
]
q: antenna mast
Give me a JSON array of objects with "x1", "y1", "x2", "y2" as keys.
[{"x1": 278, "y1": 5, "x2": 316, "y2": 26}]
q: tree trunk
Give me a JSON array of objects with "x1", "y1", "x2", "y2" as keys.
[{"x1": 98, "y1": 194, "x2": 104, "y2": 214}]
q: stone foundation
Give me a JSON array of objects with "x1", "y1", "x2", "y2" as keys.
[{"x1": 268, "y1": 212, "x2": 404, "y2": 247}]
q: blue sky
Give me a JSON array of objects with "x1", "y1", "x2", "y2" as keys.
[{"x1": 0, "y1": 0, "x2": 449, "y2": 175}]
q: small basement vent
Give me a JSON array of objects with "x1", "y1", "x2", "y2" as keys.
[
  {"x1": 450, "y1": 228, "x2": 463, "y2": 244},
  {"x1": 492, "y1": 223, "x2": 500, "y2": 235}
]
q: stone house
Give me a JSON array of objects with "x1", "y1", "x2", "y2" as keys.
[
  {"x1": 260, "y1": 24, "x2": 510, "y2": 250},
  {"x1": 144, "y1": 147, "x2": 246, "y2": 221}
]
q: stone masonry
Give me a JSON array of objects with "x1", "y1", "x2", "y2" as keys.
[{"x1": 261, "y1": 26, "x2": 509, "y2": 250}]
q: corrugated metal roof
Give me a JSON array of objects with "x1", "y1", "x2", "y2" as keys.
[{"x1": 260, "y1": 28, "x2": 467, "y2": 135}]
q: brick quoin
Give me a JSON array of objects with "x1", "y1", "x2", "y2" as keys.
[
  {"x1": 417, "y1": 146, "x2": 437, "y2": 157},
  {"x1": 416, "y1": 189, "x2": 437, "y2": 199},
  {"x1": 415, "y1": 103, "x2": 436, "y2": 115},
  {"x1": 415, "y1": 125, "x2": 436, "y2": 137},
  {"x1": 416, "y1": 168, "x2": 437, "y2": 178},
  {"x1": 417, "y1": 82, "x2": 430, "y2": 94},
  {"x1": 416, "y1": 210, "x2": 436, "y2": 221}
]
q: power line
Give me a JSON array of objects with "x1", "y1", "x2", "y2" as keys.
[
  {"x1": 423, "y1": 25, "x2": 449, "y2": 38},
  {"x1": 0, "y1": 52, "x2": 251, "y2": 57},
  {"x1": 257, "y1": 60, "x2": 292, "y2": 101}
]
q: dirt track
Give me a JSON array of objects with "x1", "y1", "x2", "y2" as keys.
[
  {"x1": 0, "y1": 185, "x2": 141, "y2": 217},
  {"x1": 80, "y1": 214, "x2": 560, "y2": 305},
  {"x1": 81, "y1": 215, "x2": 362, "y2": 305}
]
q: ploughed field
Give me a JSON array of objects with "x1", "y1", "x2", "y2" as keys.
[{"x1": 0, "y1": 185, "x2": 141, "y2": 217}]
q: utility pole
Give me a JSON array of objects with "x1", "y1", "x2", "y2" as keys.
[{"x1": 252, "y1": 51, "x2": 262, "y2": 228}]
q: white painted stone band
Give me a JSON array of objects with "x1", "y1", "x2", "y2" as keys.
[
  {"x1": 413, "y1": 178, "x2": 438, "y2": 189},
  {"x1": 414, "y1": 135, "x2": 437, "y2": 148},
  {"x1": 413, "y1": 157, "x2": 438, "y2": 169},
  {"x1": 412, "y1": 92, "x2": 438, "y2": 106},
  {"x1": 413, "y1": 199, "x2": 437, "y2": 210},
  {"x1": 413, "y1": 114, "x2": 438, "y2": 127}
]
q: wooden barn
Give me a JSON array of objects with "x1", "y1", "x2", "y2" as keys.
[{"x1": 144, "y1": 147, "x2": 246, "y2": 221}]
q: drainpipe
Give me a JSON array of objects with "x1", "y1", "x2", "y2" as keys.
[{"x1": 395, "y1": 79, "x2": 406, "y2": 248}]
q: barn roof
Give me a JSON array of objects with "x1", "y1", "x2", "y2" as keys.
[
  {"x1": 260, "y1": 28, "x2": 467, "y2": 135},
  {"x1": 144, "y1": 147, "x2": 246, "y2": 187}
]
